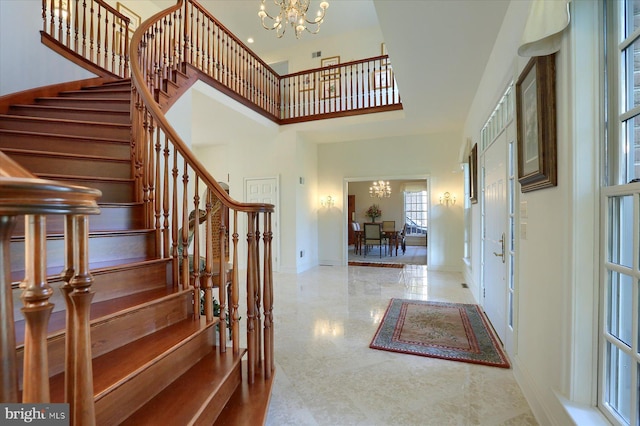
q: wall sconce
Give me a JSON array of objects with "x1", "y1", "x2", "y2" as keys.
[
  {"x1": 321, "y1": 195, "x2": 335, "y2": 208},
  {"x1": 439, "y1": 192, "x2": 456, "y2": 206}
]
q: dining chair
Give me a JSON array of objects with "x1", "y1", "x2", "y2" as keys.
[
  {"x1": 381, "y1": 220, "x2": 396, "y2": 254},
  {"x1": 351, "y1": 222, "x2": 363, "y2": 254},
  {"x1": 363, "y1": 223, "x2": 385, "y2": 258},
  {"x1": 400, "y1": 222, "x2": 407, "y2": 254}
]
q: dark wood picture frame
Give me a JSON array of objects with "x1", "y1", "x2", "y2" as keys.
[
  {"x1": 469, "y1": 143, "x2": 478, "y2": 204},
  {"x1": 320, "y1": 78, "x2": 340, "y2": 99},
  {"x1": 516, "y1": 54, "x2": 557, "y2": 192}
]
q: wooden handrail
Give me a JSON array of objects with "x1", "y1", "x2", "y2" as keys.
[
  {"x1": 40, "y1": 0, "x2": 401, "y2": 121},
  {"x1": 0, "y1": 152, "x2": 100, "y2": 423},
  {"x1": 41, "y1": 0, "x2": 133, "y2": 78},
  {"x1": 130, "y1": 0, "x2": 275, "y2": 384}
]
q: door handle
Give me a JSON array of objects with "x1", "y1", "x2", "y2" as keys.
[{"x1": 492, "y1": 233, "x2": 505, "y2": 263}]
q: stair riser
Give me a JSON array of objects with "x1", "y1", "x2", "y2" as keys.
[
  {"x1": 15, "y1": 291, "x2": 190, "y2": 390},
  {"x1": 0, "y1": 131, "x2": 130, "y2": 158},
  {"x1": 81, "y1": 84, "x2": 132, "y2": 92},
  {"x1": 8, "y1": 106, "x2": 131, "y2": 124},
  {"x1": 6, "y1": 152, "x2": 131, "y2": 179},
  {"x1": 194, "y1": 366, "x2": 242, "y2": 425},
  {"x1": 44, "y1": 177, "x2": 135, "y2": 203},
  {"x1": 12, "y1": 260, "x2": 172, "y2": 325},
  {"x1": 36, "y1": 98, "x2": 130, "y2": 112},
  {"x1": 0, "y1": 117, "x2": 130, "y2": 139},
  {"x1": 10, "y1": 232, "x2": 156, "y2": 275},
  {"x1": 95, "y1": 327, "x2": 215, "y2": 426},
  {"x1": 59, "y1": 90, "x2": 131, "y2": 100},
  {"x1": 11, "y1": 204, "x2": 144, "y2": 235}
]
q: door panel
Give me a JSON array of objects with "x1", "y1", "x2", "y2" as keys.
[
  {"x1": 245, "y1": 177, "x2": 279, "y2": 271},
  {"x1": 483, "y1": 134, "x2": 507, "y2": 343}
]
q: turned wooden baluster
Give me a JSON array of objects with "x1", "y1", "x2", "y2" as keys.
[
  {"x1": 153, "y1": 126, "x2": 162, "y2": 256},
  {"x1": 180, "y1": 162, "x2": 190, "y2": 291},
  {"x1": 60, "y1": 216, "x2": 76, "y2": 408},
  {"x1": 21, "y1": 215, "x2": 53, "y2": 402},
  {"x1": 162, "y1": 136, "x2": 171, "y2": 259},
  {"x1": 192, "y1": 182, "x2": 201, "y2": 319},
  {"x1": 230, "y1": 211, "x2": 239, "y2": 355},
  {"x1": 202, "y1": 190, "x2": 213, "y2": 322},
  {"x1": 217, "y1": 199, "x2": 228, "y2": 351},
  {"x1": 263, "y1": 211, "x2": 274, "y2": 378},
  {"x1": 254, "y1": 216, "x2": 263, "y2": 370},
  {"x1": 245, "y1": 212, "x2": 257, "y2": 383},
  {"x1": 61, "y1": 215, "x2": 96, "y2": 425},
  {"x1": 171, "y1": 145, "x2": 179, "y2": 288},
  {"x1": 0, "y1": 215, "x2": 19, "y2": 402}
]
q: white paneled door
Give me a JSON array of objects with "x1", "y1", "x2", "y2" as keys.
[
  {"x1": 244, "y1": 177, "x2": 279, "y2": 271},
  {"x1": 482, "y1": 133, "x2": 508, "y2": 345}
]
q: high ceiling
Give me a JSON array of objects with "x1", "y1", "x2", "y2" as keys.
[{"x1": 151, "y1": 1, "x2": 511, "y2": 145}]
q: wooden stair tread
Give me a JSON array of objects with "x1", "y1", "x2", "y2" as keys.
[
  {"x1": 0, "y1": 128, "x2": 130, "y2": 143},
  {"x1": 2, "y1": 148, "x2": 129, "y2": 162},
  {"x1": 10, "y1": 255, "x2": 165, "y2": 287},
  {"x1": 0, "y1": 113, "x2": 130, "y2": 128},
  {"x1": 10, "y1": 228, "x2": 155, "y2": 242},
  {"x1": 35, "y1": 173, "x2": 134, "y2": 184},
  {"x1": 36, "y1": 96, "x2": 129, "y2": 103},
  {"x1": 122, "y1": 349, "x2": 245, "y2": 425},
  {"x1": 15, "y1": 286, "x2": 183, "y2": 346},
  {"x1": 47, "y1": 316, "x2": 217, "y2": 401},
  {"x1": 214, "y1": 361, "x2": 276, "y2": 426},
  {"x1": 9, "y1": 104, "x2": 130, "y2": 114}
]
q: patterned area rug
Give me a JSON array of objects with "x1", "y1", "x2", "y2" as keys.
[
  {"x1": 348, "y1": 261, "x2": 404, "y2": 268},
  {"x1": 370, "y1": 299, "x2": 510, "y2": 368}
]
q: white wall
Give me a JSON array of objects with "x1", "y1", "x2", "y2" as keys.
[
  {"x1": 0, "y1": 0, "x2": 95, "y2": 96},
  {"x1": 462, "y1": 1, "x2": 603, "y2": 424},
  {"x1": 317, "y1": 132, "x2": 463, "y2": 270},
  {"x1": 261, "y1": 25, "x2": 384, "y2": 73},
  {"x1": 0, "y1": 0, "x2": 172, "y2": 97}
]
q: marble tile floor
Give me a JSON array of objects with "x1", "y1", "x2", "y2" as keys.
[{"x1": 265, "y1": 264, "x2": 538, "y2": 426}]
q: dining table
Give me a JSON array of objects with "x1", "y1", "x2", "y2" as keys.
[{"x1": 382, "y1": 229, "x2": 400, "y2": 256}]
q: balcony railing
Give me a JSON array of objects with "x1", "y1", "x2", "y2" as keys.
[
  {"x1": 280, "y1": 56, "x2": 401, "y2": 122},
  {"x1": 41, "y1": 0, "x2": 402, "y2": 122}
]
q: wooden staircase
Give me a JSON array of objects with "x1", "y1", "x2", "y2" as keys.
[{"x1": 0, "y1": 79, "x2": 273, "y2": 424}]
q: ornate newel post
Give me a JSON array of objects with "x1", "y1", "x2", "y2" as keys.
[
  {"x1": 21, "y1": 215, "x2": 54, "y2": 402},
  {"x1": 0, "y1": 215, "x2": 19, "y2": 402},
  {"x1": 64, "y1": 215, "x2": 96, "y2": 425}
]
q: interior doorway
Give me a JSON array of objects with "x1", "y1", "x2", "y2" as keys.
[{"x1": 345, "y1": 178, "x2": 429, "y2": 265}]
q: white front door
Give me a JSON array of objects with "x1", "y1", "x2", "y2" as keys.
[
  {"x1": 482, "y1": 133, "x2": 508, "y2": 344},
  {"x1": 244, "y1": 177, "x2": 279, "y2": 271}
]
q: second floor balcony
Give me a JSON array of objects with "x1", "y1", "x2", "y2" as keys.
[{"x1": 39, "y1": 0, "x2": 402, "y2": 124}]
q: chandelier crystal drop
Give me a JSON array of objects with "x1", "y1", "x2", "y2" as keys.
[
  {"x1": 258, "y1": 0, "x2": 329, "y2": 39},
  {"x1": 369, "y1": 180, "x2": 391, "y2": 198}
]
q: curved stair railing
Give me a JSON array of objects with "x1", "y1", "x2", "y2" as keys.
[
  {"x1": 0, "y1": 152, "x2": 101, "y2": 424},
  {"x1": 130, "y1": 0, "x2": 275, "y2": 384},
  {"x1": 41, "y1": 0, "x2": 401, "y2": 121},
  {"x1": 41, "y1": 0, "x2": 133, "y2": 78}
]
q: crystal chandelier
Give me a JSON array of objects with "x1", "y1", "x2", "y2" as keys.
[
  {"x1": 258, "y1": 0, "x2": 329, "y2": 39},
  {"x1": 369, "y1": 180, "x2": 391, "y2": 198}
]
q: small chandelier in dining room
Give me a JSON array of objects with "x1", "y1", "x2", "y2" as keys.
[
  {"x1": 369, "y1": 180, "x2": 391, "y2": 198},
  {"x1": 258, "y1": 0, "x2": 330, "y2": 39}
]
